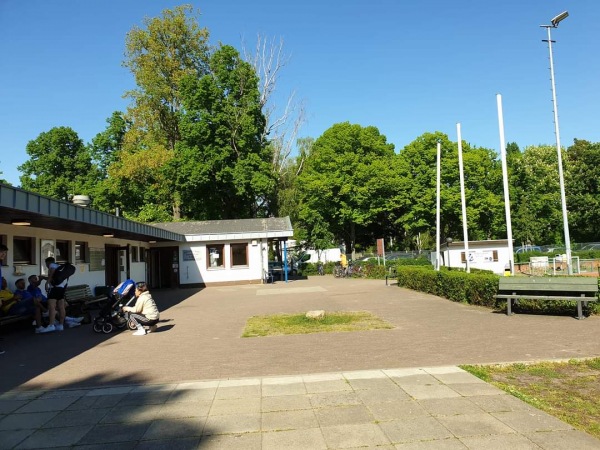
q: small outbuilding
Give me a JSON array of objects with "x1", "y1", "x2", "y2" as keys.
[{"x1": 433, "y1": 239, "x2": 512, "y2": 275}]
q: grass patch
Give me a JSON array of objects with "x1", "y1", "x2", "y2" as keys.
[
  {"x1": 242, "y1": 310, "x2": 394, "y2": 337},
  {"x1": 461, "y1": 358, "x2": 600, "y2": 439}
]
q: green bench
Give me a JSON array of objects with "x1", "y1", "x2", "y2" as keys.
[{"x1": 496, "y1": 276, "x2": 599, "y2": 320}]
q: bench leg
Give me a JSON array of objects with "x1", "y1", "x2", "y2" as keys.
[
  {"x1": 507, "y1": 298, "x2": 512, "y2": 316},
  {"x1": 577, "y1": 301, "x2": 583, "y2": 320}
]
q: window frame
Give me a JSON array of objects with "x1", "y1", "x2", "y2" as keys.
[
  {"x1": 207, "y1": 244, "x2": 225, "y2": 269},
  {"x1": 55, "y1": 239, "x2": 71, "y2": 263},
  {"x1": 13, "y1": 236, "x2": 35, "y2": 265},
  {"x1": 230, "y1": 243, "x2": 249, "y2": 267},
  {"x1": 131, "y1": 246, "x2": 139, "y2": 263},
  {"x1": 75, "y1": 241, "x2": 89, "y2": 263}
]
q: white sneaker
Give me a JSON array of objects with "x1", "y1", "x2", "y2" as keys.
[
  {"x1": 132, "y1": 329, "x2": 146, "y2": 336},
  {"x1": 55, "y1": 324, "x2": 64, "y2": 331},
  {"x1": 66, "y1": 322, "x2": 81, "y2": 328},
  {"x1": 35, "y1": 326, "x2": 45, "y2": 334},
  {"x1": 66, "y1": 316, "x2": 84, "y2": 323},
  {"x1": 38, "y1": 324, "x2": 56, "y2": 333}
]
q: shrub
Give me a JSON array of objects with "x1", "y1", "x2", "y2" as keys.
[{"x1": 396, "y1": 266, "x2": 499, "y2": 307}]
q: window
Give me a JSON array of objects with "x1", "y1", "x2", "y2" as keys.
[
  {"x1": 231, "y1": 243, "x2": 248, "y2": 267},
  {"x1": 207, "y1": 244, "x2": 224, "y2": 268},
  {"x1": 140, "y1": 248, "x2": 146, "y2": 262},
  {"x1": 13, "y1": 236, "x2": 35, "y2": 264},
  {"x1": 55, "y1": 240, "x2": 71, "y2": 263},
  {"x1": 75, "y1": 241, "x2": 89, "y2": 263},
  {"x1": 131, "y1": 246, "x2": 139, "y2": 262}
]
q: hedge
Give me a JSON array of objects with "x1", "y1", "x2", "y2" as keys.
[{"x1": 395, "y1": 266, "x2": 600, "y2": 315}]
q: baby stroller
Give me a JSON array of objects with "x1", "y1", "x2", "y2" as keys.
[{"x1": 92, "y1": 279, "x2": 137, "y2": 334}]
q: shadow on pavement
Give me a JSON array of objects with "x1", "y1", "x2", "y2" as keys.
[
  {"x1": 0, "y1": 373, "x2": 216, "y2": 449},
  {"x1": 0, "y1": 288, "x2": 201, "y2": 394}
]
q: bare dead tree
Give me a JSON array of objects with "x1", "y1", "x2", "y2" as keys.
[{"x1": 242, "y1": 34, "x2": 306, "y2": 174}]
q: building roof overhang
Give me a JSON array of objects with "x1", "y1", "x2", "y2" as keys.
[{"x1": 0, "y1": 184, "x2": 184, "y2": 243}]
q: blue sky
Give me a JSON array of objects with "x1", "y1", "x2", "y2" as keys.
[{"x1": 1, "y1": 0, "x2": 597, "y2": 187}]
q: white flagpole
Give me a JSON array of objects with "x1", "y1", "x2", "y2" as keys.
[
  {"x1": 497, "y1": 94, "x2": 514, "y2": 275},
  {"x1": 436, "y1": 141, "x2": 441, "y2": 271},
  {"x1": 457, "y1": 123, "x2": 470, "y2": 273}
]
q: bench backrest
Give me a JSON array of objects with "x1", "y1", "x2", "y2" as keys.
[
  {"x1": 498, "y1": 277, "x2": 598, "y2": 296},
  {"x1": 65, "y1": 284, "x2": 93, "y2": 301}
]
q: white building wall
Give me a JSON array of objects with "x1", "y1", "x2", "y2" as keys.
[
  {"x1": 0, "y1": 224, "x2": 149, "y2": 292},
  {"x1": 178, "y1": 239, "x2": 267, "y2": 286},
  {"x1": 433, "y1": 242, "x2": 511, "y2": 275}
]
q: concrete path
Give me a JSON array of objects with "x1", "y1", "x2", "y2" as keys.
[{"x1": 1, "y1": 276, "x2": 599, "y2": 448}]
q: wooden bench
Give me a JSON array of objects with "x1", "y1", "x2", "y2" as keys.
[
  {"x1": 65, "y1": 284, "x2": 108, "y2": 311},
  {"x1": 496, "y1": 276, "x2": 599, "y2": 320},
  {"x1": 0, "y1": 312, "x2": 32, "y2": 327},
  {"x1": 385, "y1": 267, "x2": 398, "y2": 286}
]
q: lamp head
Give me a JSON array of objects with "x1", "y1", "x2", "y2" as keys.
[{"x1": 551, "y1": 11, "x2": 568, "y2": 27}]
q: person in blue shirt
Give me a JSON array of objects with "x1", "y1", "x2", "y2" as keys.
[
  {"x1": 8, "y1": 278, "x2": 42, "y2": 328},
  {"x1": 28, "y1": 274, "x2": 82, "y2": 331}
]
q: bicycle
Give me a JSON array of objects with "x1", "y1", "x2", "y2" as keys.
[{"x1": 317, "y1": 263, "x2": 325, "y2": 276}]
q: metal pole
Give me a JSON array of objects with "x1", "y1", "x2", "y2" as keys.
[
  {"x1": 435, "y1": 141, "x2": 441, "y2": 271},
  {"x1": 456, "y1": 123, "x2": 470, "y2": 273},
  {"x1": 497, "y1": 94, "x2": 514, "y2": 275},
  {"x1": 543, "y1": 25, "x2": 572, "y2": 275}
]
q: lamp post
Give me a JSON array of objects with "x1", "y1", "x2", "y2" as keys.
[
  {"x1": 446, "y1": 237, "x2": 453, "y2": 269},
  {"x1": 541, "y1": 11, "x2": 572, "y2": 275}
]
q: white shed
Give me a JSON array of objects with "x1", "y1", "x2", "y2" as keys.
[{"x1": 432, "y1": 239, "x2": 512, "y2": 275}]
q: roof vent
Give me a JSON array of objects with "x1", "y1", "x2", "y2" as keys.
[{"x1": 72, "y1": 195, "x2": 90, "y2": 207}]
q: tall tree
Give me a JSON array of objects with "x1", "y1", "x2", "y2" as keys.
[
  {"x1": 296, "y1": 122, "x2": 399, "y2": 255},
  {"x1": 510, "y1": 145, "x2": 563, "y2": 246},
  {"x1": 397, "y1": 132, "x2": 505, "y2": 248},
  {"x1": 117, "y1": 4, "x2": 211, "y2": 220},
  {"x1": 170, "y1": 45, "x2": 273, "y2": 219},
  {"x1": 18, "y1": 127, "x2": 99, "y2": 201},
  {"x1": 565, "y1": 139, "x2": 600, "y2": 242}
]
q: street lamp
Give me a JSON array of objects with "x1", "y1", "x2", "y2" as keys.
[
  {"x1": 446, "y1": 237, "x2": 453, "y2": 269},
  {"x1": 541, "y1": 11, "x2": 572, "y2": 275}
]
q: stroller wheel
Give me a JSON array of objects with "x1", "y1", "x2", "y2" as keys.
[
  {"x1": 102, "y1": 323, "x2": 114, "y2": 334},
  {"x1": 93, "y1": 321, "x2": 104, "y2": 333},
  {"x1": 127, "y1": 319, "x2": 137, "y2": 331}
]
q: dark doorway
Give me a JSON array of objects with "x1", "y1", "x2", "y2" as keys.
[
  {"x1": 148, "y1": 246, "x2": 179, "y2": 289},
  {"x1": 104, "y1": 245, "x2": 130, "y2": 287}
]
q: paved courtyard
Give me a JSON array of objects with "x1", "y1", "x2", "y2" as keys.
[{"x1": 1, "y1": 276, "x2": 599, "y2": 448}]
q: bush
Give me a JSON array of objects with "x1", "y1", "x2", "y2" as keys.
[{"x1": 396, "y1": 266, "x2": 499, "y2": 307}]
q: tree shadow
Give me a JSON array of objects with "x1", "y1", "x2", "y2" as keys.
[
  {"x1": 0, "y1": 288, "x2": 202, "y2": 394},
  {"x1": 0, "y1": 372, "x2": 220, "y2": 448}
]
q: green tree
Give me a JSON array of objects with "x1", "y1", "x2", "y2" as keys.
[
  {"x1": 565, "y1": 139, "x2": 600, "y2": 242},
  {"x1": 116, "y1": 4, "x2": 211, "y2": 220},
  {"x1": 170, "y1": 45, "x2": 273, "y2": 219},
  {"x1": 89, "y1": 111, "x2": 129, "y2": 178},
  {"x1": 296, "y1": 122, "x2": 399, "y2": 255},
  {"x1": 510, "y1": 145, "x2": 562, "y2": 246},
  {"x1": 397, "y1": 132, "x2": 505, "y2": 248},
  {"x1": 123, "y1": 4, "x2": 210, "y2": 152},
  {"x1": 18, "y1": 127, "x2": 100, "y2": 201}
]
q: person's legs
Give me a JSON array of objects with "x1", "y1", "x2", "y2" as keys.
[
  {"x1": 57, "y1": 299, "x2": 65, "y2": 326},
  {"x1": 46, "y1": 299, "x2": 56, "y2": 329},
  {"x1": 128, "y1": 313, "x2": 157, "y2": 335}
]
